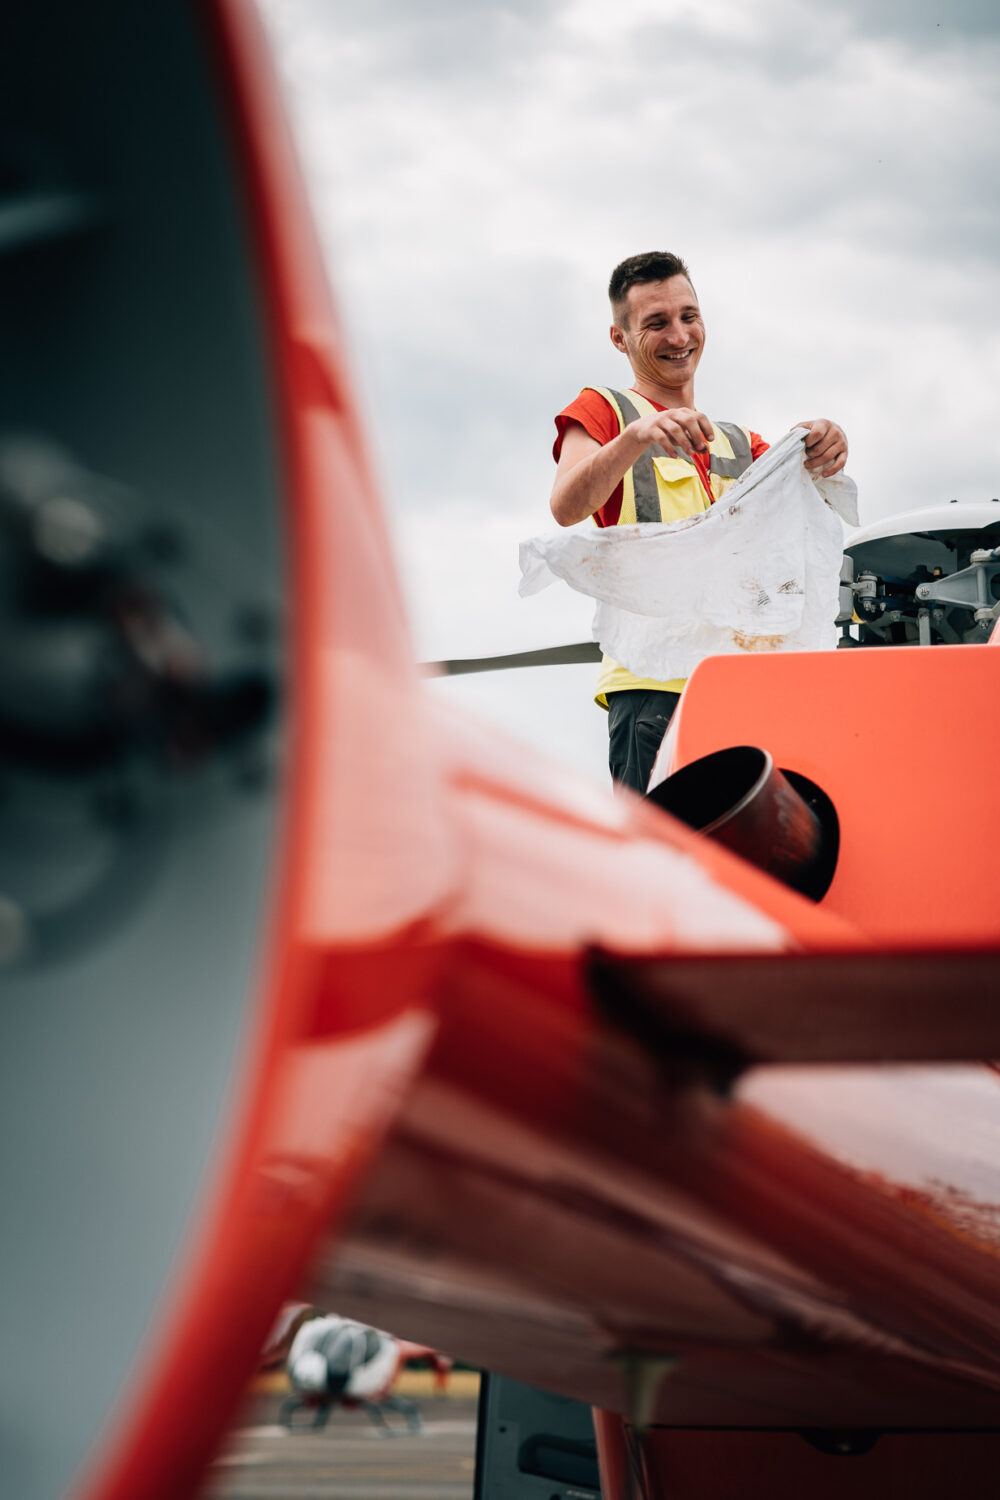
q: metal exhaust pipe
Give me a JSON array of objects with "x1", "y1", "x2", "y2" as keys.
[{"x1": 645, "y1": 745, "x2": 837, "y2": 900}]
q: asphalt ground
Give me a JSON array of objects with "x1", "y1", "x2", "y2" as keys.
[{"x1": 204, "y1": 1376, "x2": 480, "y2": 1500}]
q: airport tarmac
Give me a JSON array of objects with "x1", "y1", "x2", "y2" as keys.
[{"x1": 206, "y1": 1380, "x2": 479, "y2": 1500}]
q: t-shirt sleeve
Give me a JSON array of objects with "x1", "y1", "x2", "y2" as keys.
[
  {"x1": 553, "y1": 388, "x2": 620, "y2": 462},
  {"x1": 749, "y1": 431, "x2": 768, "y2": 461}
]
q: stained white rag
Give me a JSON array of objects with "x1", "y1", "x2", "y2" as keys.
[{"x1": 519, "y1": 427, "x2": 858, "y2": 682}]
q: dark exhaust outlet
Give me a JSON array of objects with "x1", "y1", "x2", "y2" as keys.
[{"x1": 646, "y1": 746, "x2": 837, "y2": 901}]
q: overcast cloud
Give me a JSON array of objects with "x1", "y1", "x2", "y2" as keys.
[{"x1": 260, "y1": 0, "x2": 1000, "y2": 781}]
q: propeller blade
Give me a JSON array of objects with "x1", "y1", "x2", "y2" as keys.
[{"x1": 423, "y1": 641, "x2": 601, "y2": 676}]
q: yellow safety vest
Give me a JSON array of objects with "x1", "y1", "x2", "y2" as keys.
[{"x1": 588, "y1": 386, "x2": 755, "y2": 705}]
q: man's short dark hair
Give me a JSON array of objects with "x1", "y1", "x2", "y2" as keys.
[{"x1": 609, "y1": 252, "x2": 693, "y2": 324}]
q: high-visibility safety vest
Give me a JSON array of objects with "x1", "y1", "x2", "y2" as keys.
[
  {"x1": 588, "y1": 387, "x2": 755, "y2": 704},
  {"x1": 590, "y1": 387, "x2": 754, "y2": 525}
]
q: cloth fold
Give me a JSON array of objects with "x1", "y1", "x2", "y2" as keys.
[{"x1": 519, "y1": 427, "x2": 857, "y2": 683}]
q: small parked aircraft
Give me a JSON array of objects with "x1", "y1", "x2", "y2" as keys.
[{"x1": 261, "y1": 1304, "x2": 451, "y2": 1433}]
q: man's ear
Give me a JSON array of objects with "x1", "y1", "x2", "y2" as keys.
[{"x1": 609, "y1": 322, "x2": 628, "y2": 354}]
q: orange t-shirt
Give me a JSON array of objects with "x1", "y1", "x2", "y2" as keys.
[{"x1": 553, "y1": 387, "x2": 768, "y2": 526}]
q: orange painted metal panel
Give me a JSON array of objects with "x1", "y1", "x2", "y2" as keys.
[{"x1": 664, "y1": 647, "x2": 1000, "y2": 945}]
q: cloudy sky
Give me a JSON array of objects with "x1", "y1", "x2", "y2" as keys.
[{"x1": 259, "y1": 0, "x2": 1000, "y2": 782}]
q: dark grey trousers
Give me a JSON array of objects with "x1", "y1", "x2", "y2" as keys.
[{"x1": 607, "y1": 688, "x2": 680, "y2": 794}]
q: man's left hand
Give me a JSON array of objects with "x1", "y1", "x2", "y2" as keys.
[{"x1": 796, "y1": 419, "x2": 847, "y2": 477}]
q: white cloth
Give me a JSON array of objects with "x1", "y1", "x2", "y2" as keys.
[{"x1": 520, "y1": 427, "x2": 858, "y2": 683}]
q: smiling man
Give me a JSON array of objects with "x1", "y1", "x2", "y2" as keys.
[{"x1": 551, "y1": 250, "x2": 848, "y2": 794}]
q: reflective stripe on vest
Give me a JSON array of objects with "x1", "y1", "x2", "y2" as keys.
[{"x1": 590, "y1": 387, "x2": 753, "y2": 525}]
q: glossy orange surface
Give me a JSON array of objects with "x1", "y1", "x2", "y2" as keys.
[
  {"x1": 59, "y1": 4, "x2": 1000, "y2": 1499},
  {"x1": 662, "y1": 646, "x2": 1000, "y2": 945}
]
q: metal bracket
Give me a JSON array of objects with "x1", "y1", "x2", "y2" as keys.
[{"x1": 915, "y1": 549, "x2": 1000, "y2": 616}]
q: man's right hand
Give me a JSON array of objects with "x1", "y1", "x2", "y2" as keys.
[{"x1": 630, "y1": 406, "x2": 715, "y2": 459}]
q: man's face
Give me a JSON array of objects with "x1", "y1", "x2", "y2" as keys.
[{"x1": 610, "y1": 277, "x2": 705, "y2": 391}]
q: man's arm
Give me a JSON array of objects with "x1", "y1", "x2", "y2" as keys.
[
  {"x1": 550, "y1": 408, "x2": 717, "y2": 527},
  {"x1": 796, "y1": 419, "x2": 848, "y2": 477}
]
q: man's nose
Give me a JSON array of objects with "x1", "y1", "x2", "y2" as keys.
[{"x1": 663, "y1": 322, "x2": 688, "y2": 346}]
